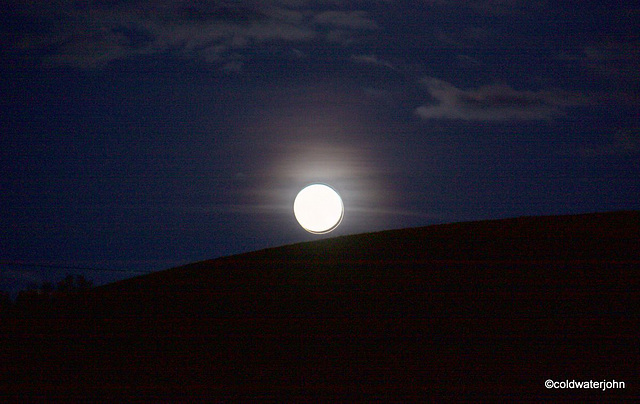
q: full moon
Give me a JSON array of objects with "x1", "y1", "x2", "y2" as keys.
[{"x1": 294, "y1": 183, "x2": 344, "y2": 234}]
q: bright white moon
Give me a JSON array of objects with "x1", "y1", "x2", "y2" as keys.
[{"x1": 294, "y1": 183, "x2": 344, "y2": 234}]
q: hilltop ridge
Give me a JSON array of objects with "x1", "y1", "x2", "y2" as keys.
[{"x1": 2, "y1": 210, "x2": 638, "y2": 401}]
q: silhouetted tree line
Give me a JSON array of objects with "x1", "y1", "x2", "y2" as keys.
[{"x1": 0, "y1": 274, "x2": 93, "y2": 318}]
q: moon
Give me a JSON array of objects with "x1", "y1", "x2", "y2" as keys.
[{"x1": 294, "y1": 183, "x2": 344, "y2": 234}]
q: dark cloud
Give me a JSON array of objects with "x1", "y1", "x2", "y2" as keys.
[
  {"x1": 557, "y1": 40, "x2": 640, "y2": 105},
  {"x1": 415, "y1": 77, "x2": 588, "y2": 121},
  {"x1": 350, "y1": 54, "x2": 395, "y2": 70},
  {"x1": 559, "y1": 41, "x2": 640, "y2": 81},
  {"x1": 7, "y1": 0, "x2": 379, "y2": 68},
  {"x1": 313, "y1": 10, "x2": 378, "y2": 30},
  {"x1": 423, "y1": 0, "x2": 546, "y2": 15}
]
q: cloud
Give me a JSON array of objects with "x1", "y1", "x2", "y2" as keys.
[
  {"x1": 559, "y1": 41, "x2": 640, "y2": 82},
  {"x1": 222, "y1": 59, "x2": 244, "y2": 72},
  {"x1": 350, "y1": 54, "x2": 395, "y2": 70},
  {"x1": 8, "y1": 1, "x2": 379, "y2": 68},
  {"x1": 312, "y1": 10, "x2": 378, "y2": 45},
  {"x1": 560, "y1": 41, "x2": 640, "y2": 105},
  {"x1": 415, "y1": 77, "x2": 588, "y2": 121},
  {"x1": 423, "y1": 0, "x2": 545, "y2": 15},
  {"x1": 456, "y1": 54, "x2": 483, "y2": 66},
  {"x1": 313, "y1": 11, "x2": 378, "y2": 30}
]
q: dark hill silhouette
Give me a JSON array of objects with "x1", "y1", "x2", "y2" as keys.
[{"x1": 2, "y1": 211, "x2": 638, "y2": 401}]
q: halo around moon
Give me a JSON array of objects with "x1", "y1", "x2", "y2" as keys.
[{"x1": 294, "y1": 183, "x2": 344, "y2": 234}]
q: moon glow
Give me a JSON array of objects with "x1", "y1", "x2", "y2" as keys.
[{"x1": 294, "y1": 184, "x2": 344, "y2": 234}]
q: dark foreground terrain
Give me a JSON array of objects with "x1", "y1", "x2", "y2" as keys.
[{"x1": 1, "y1": 211, "x2": 638, "y2": 401}]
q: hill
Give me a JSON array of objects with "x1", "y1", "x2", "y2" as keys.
[{"x1": 2, "y1": 211, "x2": 638, "y2": 401}]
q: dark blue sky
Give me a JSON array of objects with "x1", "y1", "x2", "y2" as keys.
[{"x1": 1, "y1": 0, "x2": 638, "y2": 292}]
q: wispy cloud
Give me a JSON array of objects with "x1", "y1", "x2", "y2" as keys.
[
  {"x1": 8, "y1": 1, "x2": 379, "y2": 68},
  {"x1": 559, "y1": 41, "x2": 640, "y2": 105},
  {"x1": 559, "y1": 41, "x2": 640, "y2": 82},
  {"x1": 350, "y1": 54, "x2": 395, "y2": 70},
  {"x1": 423, "y1": 0, "x2": 546, "y2": 15},
  {"x1": 415, "y1": 77, "x2": 588, "y2": 121},
  {"x1": 313, "y1": 11, "x2": 378, "y2": 30}
]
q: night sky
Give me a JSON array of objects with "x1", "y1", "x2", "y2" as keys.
[{"x1": 1, "y1": 1, "x2": 638, "y2": 293}]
